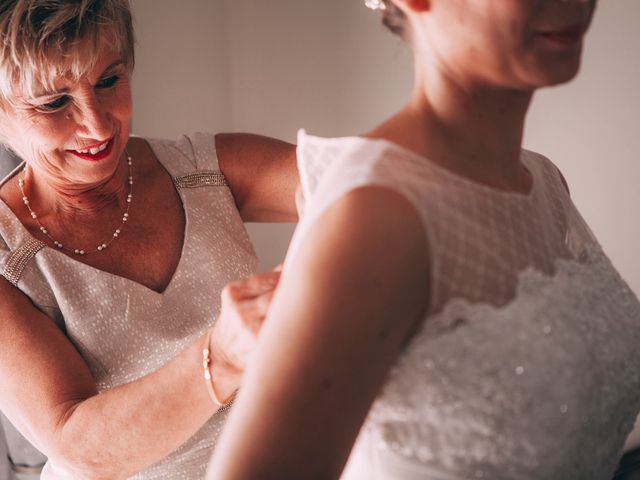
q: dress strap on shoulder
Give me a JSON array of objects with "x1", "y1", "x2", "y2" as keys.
[
  {"x1": 173, "y1": 171, "x2": 229, "y2": 190},
  {"x1": 2, "y1": 237, "x2": 46, "y2": 287},
  {"x1": 145, "y1": 133, "x2": 229, "y2": 188}
]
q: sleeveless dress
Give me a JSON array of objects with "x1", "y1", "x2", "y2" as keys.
[
  {"x1": 289, "y1": 130, "x2": 640, "y2": 480},
  {"x1": 0, "y1": 133, "x2": 257, "y2": 479}
]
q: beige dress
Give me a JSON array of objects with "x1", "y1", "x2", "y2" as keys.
[{"x1": 0, "y1": 133, "x2": 257, "y2": 479}]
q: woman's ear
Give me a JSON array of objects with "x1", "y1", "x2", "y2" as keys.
[{"x1": 390, "y1": 0, "x2": 430, "y2": 14}]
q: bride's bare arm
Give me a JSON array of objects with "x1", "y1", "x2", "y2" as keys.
[
  {"x1": 215, "y1": 133, "x2": 298, "y2": 222},
  {"x1": 0, "y1": 270, "x2": 278, "y2": 480},
  {"x1": 208, "y1": 186, "x2": 431, "y2": 479}
]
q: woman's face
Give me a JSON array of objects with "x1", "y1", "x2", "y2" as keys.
[
  {"x1": 414, "y1": 0, "x2": 597, "y2": 90},
  {"x1": 2, "y1": 48, "x2": 132, "y2": 188}
]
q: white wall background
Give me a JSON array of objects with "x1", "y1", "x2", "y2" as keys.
[
  {"x1": 525, "y1": 0, "x2": 640, "y2": 295},
  {"x1": 131, "y1": 0, "x2": 639, "y2": 297}
]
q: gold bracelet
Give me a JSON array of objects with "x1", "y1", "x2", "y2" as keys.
[{"x1": 202, "y1": 329, "x2": 237, "y2": 409}]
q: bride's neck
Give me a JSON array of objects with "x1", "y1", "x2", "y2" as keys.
[
  {"x1": 369, "y1": 67, "x2": 533, "y2": 189},
  {"x1": 411, "y1": 66, "x2": 532, "y2": 172}
]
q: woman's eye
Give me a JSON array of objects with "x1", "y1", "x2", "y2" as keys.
[
  {"x1": 38, "y1": 96, "x2": 70, "y2": 112},
  {"x1": 97, "y1": 75, "x2": 120, "y2": 89}
]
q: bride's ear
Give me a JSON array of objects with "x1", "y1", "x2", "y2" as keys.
[{"x1": 389, "y1": 0, "x2": 430, "y2": 14}]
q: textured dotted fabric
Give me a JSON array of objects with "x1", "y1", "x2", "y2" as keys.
[
  {"x1": 0, "y1": 133, "x2": 257, "y2": 479},
  {"x1": 291, "y1": 130, "x2": 640, "y2": 480}
]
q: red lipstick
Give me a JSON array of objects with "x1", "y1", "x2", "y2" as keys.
[
  {"x1": 68, "y1": 138, "x2": 114, "y2": 162},
  {"x1": 538, "y1": 25, "x2": 585, "y2": 46}
]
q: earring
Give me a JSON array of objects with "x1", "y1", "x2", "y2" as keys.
[{"x1": 364, "y1": 0, "x2": 387, "y2": 10}]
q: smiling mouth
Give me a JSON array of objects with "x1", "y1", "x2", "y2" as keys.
[
  {"x1": 76, "y1": 140, "x2": 110, "y2": 155},
  {"x1": 537, "y1": 26, "x2": 585, "y2": 46},
  {"x1": 69, "y1": 137, "x2": 115, "y2": 161}
]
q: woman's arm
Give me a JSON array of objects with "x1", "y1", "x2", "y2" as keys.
[
  {"x1": 0, "y1": 270, "x2": 278, "y2": 480},
  {"x1": 215, "y1": 133, "x2": 298, "y2": 222},
  {"x1": 208, "y1": 186, "x2": 431, "y2": 479}
]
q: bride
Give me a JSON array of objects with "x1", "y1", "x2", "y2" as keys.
[{"x1": 208, "y1": 0, "x2": 640, "y2": 478}]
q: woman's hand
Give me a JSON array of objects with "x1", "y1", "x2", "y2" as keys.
[{"x1": 207, "y1": 268, "x2": 282, "y2": 391}]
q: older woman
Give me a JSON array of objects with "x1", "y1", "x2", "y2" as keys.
[
  {"x1": 0, "y1": 1, "x2": 296, "y2": 479},
  {"x1": 208, "y1": 0, "x2": 640, "y2": 479}
]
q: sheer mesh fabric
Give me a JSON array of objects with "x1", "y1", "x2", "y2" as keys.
[{"x1": 290, "y1": 130, "x2": 640, "y2": 480}]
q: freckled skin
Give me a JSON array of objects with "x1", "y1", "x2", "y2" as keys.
[{"x1": 3, "y1": 49, "x2": 133, "y2": 206}]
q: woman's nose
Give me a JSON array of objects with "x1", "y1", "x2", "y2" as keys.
[{"x1": 74, "y1": 96, "x2": 112, "y2": 139}]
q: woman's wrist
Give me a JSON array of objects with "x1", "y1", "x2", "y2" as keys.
[{"x1": 201, "y1": 329, "x2": 241, "y2": 408}]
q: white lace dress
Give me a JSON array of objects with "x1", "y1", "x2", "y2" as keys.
[{"x1": 289, "y1": 130, "x2": 640, "y2": 480}]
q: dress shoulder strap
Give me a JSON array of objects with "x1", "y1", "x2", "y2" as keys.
[
  {"x1": 0, "y1": 195, "x2": 47, "y2": 287},
  {"x1": 145, "y1": 133, "x2": 229, "y2": 190},
  {"x1": 1, "y1": 237, "x2": 46, "y2": 287}
]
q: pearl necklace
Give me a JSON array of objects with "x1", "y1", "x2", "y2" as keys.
[{"x1": 18, "y1": 152, "x2": 133, "y2": 256}]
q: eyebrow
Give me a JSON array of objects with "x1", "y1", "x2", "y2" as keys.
[{"x1": 31, "y1": 60, "x2": 125, "y2": 99}]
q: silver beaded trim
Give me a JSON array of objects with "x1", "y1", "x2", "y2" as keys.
[
  {"x1": 2, "y1": 237, "x2": 46, "y2": 286},
  {"x1": 174, "y1": 171, "x2": 228, "y2": 189}
]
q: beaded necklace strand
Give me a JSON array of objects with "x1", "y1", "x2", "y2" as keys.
[{"x1": 18, "y1": 152, "x2": 133, "y2": 255}]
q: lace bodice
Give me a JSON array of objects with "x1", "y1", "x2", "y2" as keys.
[{"x1": 290, "y1": 130, "x2": 640, "y2": 480}]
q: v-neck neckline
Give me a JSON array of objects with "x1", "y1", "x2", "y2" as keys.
[{"x1": 0, "y1": 143, "x2": 189, "y2": 297}]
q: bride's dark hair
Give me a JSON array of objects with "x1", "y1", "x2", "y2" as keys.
[{"x1": 381, "y1": 0, "x2": 408, "y2": 39}]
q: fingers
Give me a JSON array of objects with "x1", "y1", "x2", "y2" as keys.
[
  {"x1": 237, "y1": 291, "x2": 275, "y2": 335},
  {"x1": 215, "y1": 270, "x2": 282, "y2": 369},
  {"x1": 223, "y1": 270, "x2": 281, "y2": 303}
]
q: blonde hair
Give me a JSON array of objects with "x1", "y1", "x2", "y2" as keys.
[{"x1": 0, "y1": 0, "x2": 134, "y2": 106}]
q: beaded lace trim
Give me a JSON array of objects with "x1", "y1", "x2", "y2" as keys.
[
  {"x1": 2, "y1": 237, "x2": 46, "y2": 286},
  {"x1": 174, "y1": 171, "x2": 228, "y2": 189}
]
